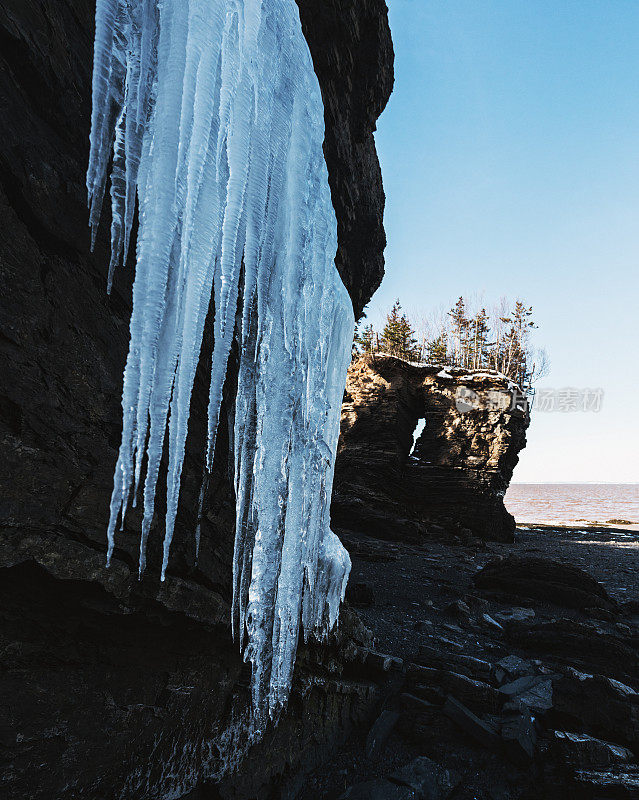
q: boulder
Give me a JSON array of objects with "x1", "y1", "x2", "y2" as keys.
[{"x1": 474, "y1": 556, "x2": 616, "y2": 611}]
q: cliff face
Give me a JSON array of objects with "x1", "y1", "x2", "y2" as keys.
[
  {"x1": 0, "y1": 2, "x2": 393, "y2": 798},
  {"x1": 296, "y1": 0, "x2": 394, "y2": 318},
  {"x1": 333, "y1": 355, "x2": 529, "y2": 542}
]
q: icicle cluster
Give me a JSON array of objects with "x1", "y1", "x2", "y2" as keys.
[{"x1": 88, "y1": 0, "x2": 354, "y2": 723}]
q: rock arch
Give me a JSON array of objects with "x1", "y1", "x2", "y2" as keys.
[{"x1": 332, "y1": 355, "x2": 530, "y2": 542}]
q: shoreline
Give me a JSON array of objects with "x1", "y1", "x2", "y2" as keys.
[{"x1": 515, "y1": 521, "x2": 639, "y2": 533}]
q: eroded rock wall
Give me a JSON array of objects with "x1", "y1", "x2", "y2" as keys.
[
  {"x1": 332, "y1": 355, "x2": 529, "y2": 542},
  {"x1": 0, "y1": 2, "x2": 393, "y2": 797}
]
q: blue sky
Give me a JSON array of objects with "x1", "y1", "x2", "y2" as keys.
[{"x1": 370, "y1": 0, "x2": 639, "y2": 483}]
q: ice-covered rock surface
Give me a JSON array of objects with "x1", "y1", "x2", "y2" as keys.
[{"x1": 88, "y1": 0, "x2": 353, "y2": 724}]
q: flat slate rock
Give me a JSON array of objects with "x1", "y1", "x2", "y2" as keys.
[{"x1": 442, "y1": 695, "x2": 500, "y2": 749}]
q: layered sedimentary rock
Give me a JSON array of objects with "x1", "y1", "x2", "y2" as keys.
[
  {"x1": 0, "y1": 1, "x2": 393, "y2": 797},
  {"x1": 333, "y1": 355, "x2": 529, "y2": 542}
]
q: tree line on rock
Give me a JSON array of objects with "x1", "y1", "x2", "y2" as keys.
[{"x1": 353, "y1": 296, "x2": 549, "y2": 390}]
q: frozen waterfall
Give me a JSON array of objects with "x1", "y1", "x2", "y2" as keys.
[{"x1": 87, "y1": 0, "x2": 353, "y2": 723}]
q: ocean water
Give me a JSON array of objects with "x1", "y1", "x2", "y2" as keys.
[{"x1": 504, "y1": 483, "x2": 639, "y2": 526}]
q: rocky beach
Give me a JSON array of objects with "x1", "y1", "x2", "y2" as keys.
[{"x1": 301, "y1": 522, "x2": 639, "y2": 799}]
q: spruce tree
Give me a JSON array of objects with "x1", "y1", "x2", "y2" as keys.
[
  {"x1": 425, "y1": 331, "x2": 448, "y2": 364},
  {"x1": 351, "y1": 321, "x2": 363, "y2": 359},
  {"x1": 448, "y1": 296, "x2": 469, "y2": 367},
  {"x1": 497, "y1": 301, "x2": 536, "y2": 386},
  {"x1": 469, "y1": 308, "x2": 491, "y2": 369},
  {"x1": 381, "y1": 300, "x2": 420, "y2": 360},
  {"x1": 361, "y1": 323, "x2": 375, "y2": 355}
]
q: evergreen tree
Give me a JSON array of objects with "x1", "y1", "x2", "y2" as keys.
[
  {"x1": 448, "y1": 296, "x2": 469, "y2": 367},
  {"x1": 361, "y1": 323, "x2": 375, "y2": 355},
  {"x1": 380, "y1": 299, "x2": 420, "y2": 360},
  {"x1": 351, "y1": 319, "x2": 377, "y2": 360},
  {"x1": 425, "y1": 331, "x2": 448, "y2": 364},
  {"x1": 496, "y1": 301, "x2": 536, "y2": 385},
  {"x1": 469, "y1": 308, "x2": 491, "y2": 369},
  {"x1": 351, "y1": 321, "x2": 363, "y2": 359}
]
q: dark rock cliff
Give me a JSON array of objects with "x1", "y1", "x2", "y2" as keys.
[
  {"x1": 0, "y1": 2, "x2": 393, "y2": 798},
  {"x1": 332, "y1": 355, "x2": 529, "y2": 543}
]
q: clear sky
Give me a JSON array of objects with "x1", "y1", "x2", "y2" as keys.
[{"x1": 370, "y1": 0, "x2": 639, "y2": 483}]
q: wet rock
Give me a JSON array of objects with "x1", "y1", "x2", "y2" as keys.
[
  {"x1": 474, "y1": 556, "x2": 616, "y2": 611},
  {"x1": 389, "y1": 756, "x2": 461, "y2": 799},
  {"x1": 586, "y1": 607, "x2": 617, "y2": 622},
  {"x1": 550, "y1": 730, "x2": 635, "y2": 769},
  {"x1": 442, "y1": 695, "x2": 500, "y2": 749}
]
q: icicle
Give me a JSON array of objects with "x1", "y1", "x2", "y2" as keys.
[{"x1": 89, "y1": 0, "x2": 353, "y2": 725}]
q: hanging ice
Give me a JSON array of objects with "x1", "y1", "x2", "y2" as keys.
[{"x1": 87, "y1": 0, "x2": 354, "y2": 724}]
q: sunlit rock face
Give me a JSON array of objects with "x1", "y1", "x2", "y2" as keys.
[
  {"x1": 0, "y1": 0, "x2": 393, "y2": 797},
  {"x1": 333, "y1": 355, "x2": 529, "y2": 543}
]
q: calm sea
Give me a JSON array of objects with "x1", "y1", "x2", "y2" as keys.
[{"x1": 504, "y1": 483, "x2": 639, "y2": 527}]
